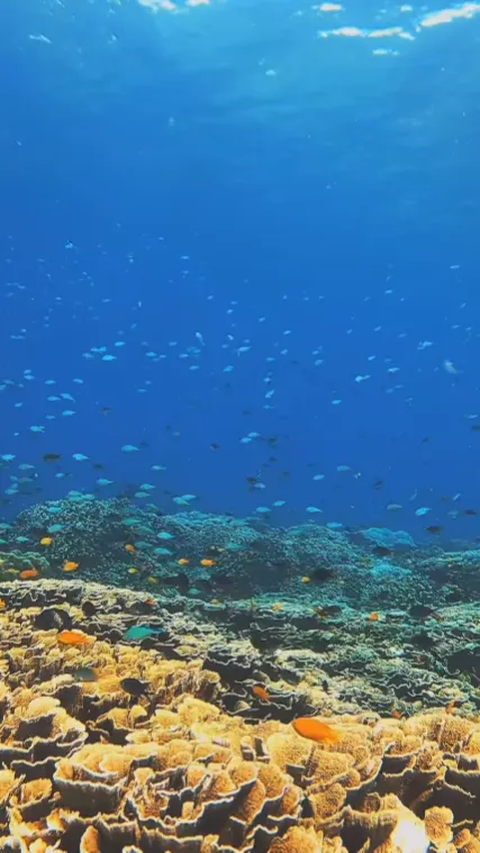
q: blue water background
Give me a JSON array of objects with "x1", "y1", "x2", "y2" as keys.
[{"x1": 1, "y1": 0, "x2": 480, "y2": 542}]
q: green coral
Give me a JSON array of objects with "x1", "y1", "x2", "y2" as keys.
[{"x1": 0, "y1": 550, "x2": 50, "y2": 575}]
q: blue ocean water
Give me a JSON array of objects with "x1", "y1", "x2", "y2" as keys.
[{"x1": 1, "y1": 0, "x2": 480, "y2": 543}]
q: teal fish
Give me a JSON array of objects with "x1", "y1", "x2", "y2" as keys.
[
  {"x1": 124, "y1": 625, "x2": 164, "y2": 642},
  {"x1": 73, "y1": 666, "x2": 98, "y2": 683},
  {"x1": 47, "y1": 523, "x2": 65, "y2": 533}
]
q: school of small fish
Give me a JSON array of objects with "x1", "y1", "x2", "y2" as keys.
[{"x1": 0, "y1": 243, "x2": 477, "y2": 539}]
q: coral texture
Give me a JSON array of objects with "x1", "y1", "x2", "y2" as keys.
[
  {"x1": 6, "y1": 499, "x2": 460, "y2": 605},
  {"x1": 0, "y1": 593, "x2": 479, "y2": 852},
  {"x1": 1, "y1": 577, "x2": 480, "y2": 722}
]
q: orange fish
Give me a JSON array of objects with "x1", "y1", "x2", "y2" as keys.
[
  {"x1": 292, "y1": 717, "x2": 341, "y2": 745},
  {"x1": 445, "y1": 700, "x2": 458, "y2": 714},
  {"x1": 178, "y1": 558, "x2": 189, "y2": 566},
  {"x1": 40, "y1": 537, "x2": 53, "y2": 546},
  {"x1": 57, "y1": 630, "x2": 94, "y2": 647},
  {"x1": 19, "y1": 569, "x2": 39, "y2": 581},
  {"x1": 125, "y1": 544, "x2": 136, "y2": 554},
  {"x1": 368, "y1": 612, "x2": 380, "y2": 622},
  {"x1": 391, "y1": 708, "x2": 403, "y2": 719},
  {"x1": 253, "y1": 685, "x2": 270, "y2": 702},
  {"x1": 300, "y1": 576, "x2": 311, "y2": 584},
  {"x1": 144, "y1": 597, "x2": 156, "y2": 607},
  {"x1": 63, "y1": 562, "x2": 79, "y2": 573},
  {"x1": 0, "y1": 599, "x2": 7, "y2": 611},
  {"x1": 200, "y1": 559, "x2": 216, "y2": 567},
  {"x1": 272, "y1": 603, "x2": 283, "y2": 613}
]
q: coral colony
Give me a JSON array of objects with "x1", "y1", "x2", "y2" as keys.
[{"x1": 0, "y1": 498, "x2": 479, "y2": 849}]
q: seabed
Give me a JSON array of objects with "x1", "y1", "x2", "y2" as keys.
[{"x1": 0, "y1": 498, "x2": 480, "y2": 850}]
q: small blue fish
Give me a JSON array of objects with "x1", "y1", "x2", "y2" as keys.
[
  {"x1": 124, "y1": 625, "x2": 164, "y2": 642},
  {"x1": 415, "y1": 507, "x2": 431, "y2": 517},
  {"x1": 48, "y1": 524, "x2": 65, "y2": 533}
]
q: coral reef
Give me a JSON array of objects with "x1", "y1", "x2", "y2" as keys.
[
  {"x1": 0, "y1": 550, "x2": 50, "y2": 578},
  {"x1": 9, "y1": 498, "x2": 137, "y2": 579},
  {"x1": 361, "y1": 527, "x2": 417, "y2": 550},
  {"x1": 2, "y1": 587, "x2": 480, "y2": 853},
  {"x1": 0, "y1": 578, "x2": 480, "y2": 723},
  {"x1": 5, "y1": 498, "x2": 480, "y2": 607},
  {"x1": 5, "y1": 482, "x2": 480, "y2": 850}
]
